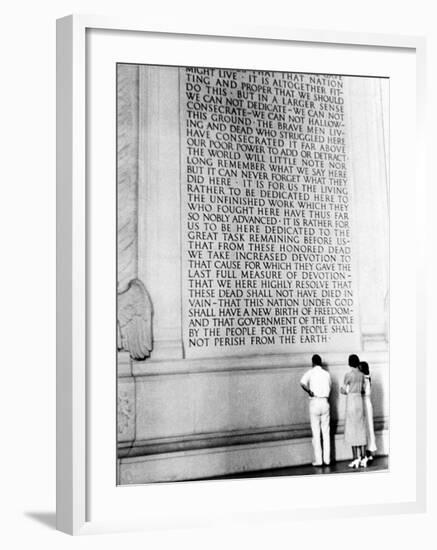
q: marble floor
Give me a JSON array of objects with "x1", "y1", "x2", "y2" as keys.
[{"x1": 202, "y1": 455, "x2": 389, "y2": 481}]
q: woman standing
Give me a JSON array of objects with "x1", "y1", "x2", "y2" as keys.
[
  {"x1": 341, "y1": 354, "x2": 367, "y2": 469},
  {"x1": 359, "y1": 361, "x2": 377, "y2": 466}
]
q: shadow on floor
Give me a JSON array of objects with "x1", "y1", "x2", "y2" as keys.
[{"x1": 24, "y1": 511, "x2": 56, "y2": 530}]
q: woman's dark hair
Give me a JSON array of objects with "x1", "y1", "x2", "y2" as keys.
[
  {"x1": 348, "y1": 354, "x2": 360, "y2": 368},
  {"x1": 360, "y1": 361, "x2": 370, "y2": 376},
  {"x1": 312, "y1": 354, "x2": 322, "y2": 366}
]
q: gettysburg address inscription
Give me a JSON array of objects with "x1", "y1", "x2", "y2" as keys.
[{"x1": 180, "y1": 68, "x2": 359, "y2": 358}]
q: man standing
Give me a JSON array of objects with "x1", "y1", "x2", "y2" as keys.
[{"x1": 300, "y1": 354, "x2": 332, "y2": 466}]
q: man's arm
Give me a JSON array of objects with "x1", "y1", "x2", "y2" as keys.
[
  {"x1": 300, "y1": 381, "x2": 314, "y2": 397},
  {"x1": 300, "y1": 370, "x2": 314, "y2": 397}
]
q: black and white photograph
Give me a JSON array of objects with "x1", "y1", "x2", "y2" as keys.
[
  {"x1": 1, "y1": 0, "x2": 434, "y2": 544},
  {"x1": 116, "y1": 64, "x2": 389, "y2": 485}
]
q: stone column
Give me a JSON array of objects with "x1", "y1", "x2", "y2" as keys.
[
  {"x1": 344, "y1": 77, "x2": 389, "y2": 350},
  {"x1": 137, "y1": 66, "x2": 183, "y2": 361}
]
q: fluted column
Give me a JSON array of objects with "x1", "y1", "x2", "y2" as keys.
[
  {"x1": 344, "y1": 77, "x2": 389, "y2": 350},
  {"x1": 137, "y1": 65, "x2": 183, "y2": 361}
]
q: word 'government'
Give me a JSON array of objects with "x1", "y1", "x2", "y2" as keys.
[{"x1": 181, "y1": 67, "x2": 358, "y2": 355}]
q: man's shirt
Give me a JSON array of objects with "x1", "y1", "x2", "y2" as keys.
[{"x1": 300, "y1": 366, "x2": 331, "y2": 398}]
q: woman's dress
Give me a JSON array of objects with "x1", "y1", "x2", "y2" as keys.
[
  {"x1": 344, "y1": 368, "x2": 367, "y2": 446},
  {"x1": 363, "y1": 375, "x2": 377, "y2": 452}
]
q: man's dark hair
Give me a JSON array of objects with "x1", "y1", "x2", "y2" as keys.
[
  {"x1": 359, "y1": 361, "x2": 370, "y2": 376},
  {"x1": 348, "y1": 354, "x2": 360, "y2": 368},
  {"x1": 312, "y1": 354, "x2": 322, "y2": 366}
]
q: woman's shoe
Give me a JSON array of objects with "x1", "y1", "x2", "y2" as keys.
[{"x1": 348, "y1": 459, "x2": 361, "y2": 469}]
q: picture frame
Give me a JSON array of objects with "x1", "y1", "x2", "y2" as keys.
[{"x1": 56, "y1": 14, "x2": 427, "y2": 535}]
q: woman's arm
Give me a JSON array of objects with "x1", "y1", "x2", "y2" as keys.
[
  {"x1": 364, "y1": 376, "x2": 371, "y2": 396},
  {"x1": 340, "y1": 372, "x2": 350, "y2": 394}
]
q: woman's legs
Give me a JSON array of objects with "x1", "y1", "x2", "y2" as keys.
[
  {"x1": 352, "y1": 446, "x2": 366, "y2": 459},
  {"x1": 360, "y1": 446, "x2": 369, "y2": 467},
  {"x1": 349, "y1": 446, "x2": 361, "y2": 468}
]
